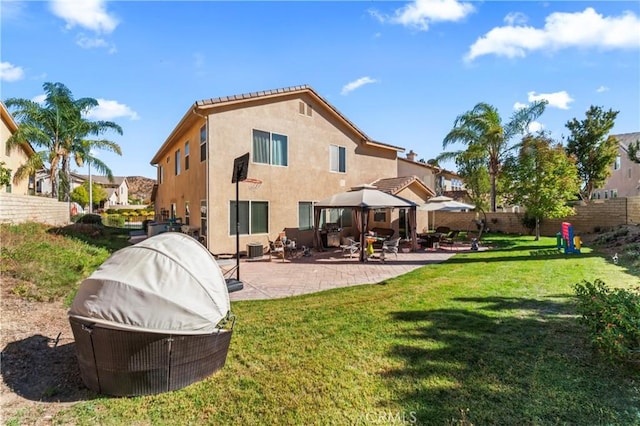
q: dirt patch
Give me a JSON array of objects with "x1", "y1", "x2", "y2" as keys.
[
  {"x1": 1, "y1": 279, "x2": 95, "y2": 424},
  {"x1": 580, "y1": 224, "x2": 640, "y2": 259}
]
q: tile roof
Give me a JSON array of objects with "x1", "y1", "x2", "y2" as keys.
[
  {"x1": 372, "y1": 175, "x2": 433, "y2": 196},
  {"x1": 613, "y1": 132, "x2": 640, "y2": 150}
]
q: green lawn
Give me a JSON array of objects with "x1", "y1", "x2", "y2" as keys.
[{"x1": 3, "y1": 226, "x2": 639, "y2": 425}]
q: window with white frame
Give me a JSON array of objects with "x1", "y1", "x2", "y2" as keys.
[
  {"x1": 614, "y1": 156, "x2": 621, "y2": 170},
  {"x1": 299, "y1": 202, "x2": 314, "y2": 230},
  {"x1": 330, "y1": 145, "x2": 346, "y2": 173},
  {"x1": 611, "y1": 189, "x2": 618, "y2": 198},
  {"x1": 175, "y1": 149, "x2": 181, "y2": 175},
  {"x1": 321, "y1": 208, "x2": 352, "y2": 228},
  {"x1": 184, "y1": 201, "x2": 190, "y2": 225},
  {"x1": 200, "y1": 200, "x2": 207, "y2": 235},
  {"x1": 200, "y1": 125, "x2": 207, "y2": 162},
  {"x1": 185, "y1": 141, "x2": 190, "y2": 170},
  {"x1": 253, "y1": 129, "x2": 288, "y2": 166},
  {"x1": 171, "y1": 202, "x2": 177, "y2": 219},
  {"x1": 229, "y1": 200, "x2": 269, "y2": 235}
]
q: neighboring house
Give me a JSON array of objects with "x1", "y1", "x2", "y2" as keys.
[
  {"x1": 592, "y1": 132, "x2": 640, "y2": 199},
  {"x1": 150, "y1": 85, "x2": 432, "y2": 255},
  {"x1": 1, "y1": 101, "x2": 35, "y2": 195},
  {"x1": 371, "y1": 176, "x2": 435, "y2": 237},
  {"x1": 75, "y1": 174, "x2": 129, "y2": 207},
  {"x1": 398, "y1": 150, "x2": 465, "y2": 197},
  {"x1": 35, "y1": 171, "x2": 129, "y2": 207}
]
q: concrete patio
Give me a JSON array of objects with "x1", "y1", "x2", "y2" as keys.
[{"x1": 220, "y1": 245, "x2": 475, "y2": 301}]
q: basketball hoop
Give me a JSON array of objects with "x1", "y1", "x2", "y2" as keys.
[{"x1": 242, "y1": 177, "x2": 262, "y2": 191}]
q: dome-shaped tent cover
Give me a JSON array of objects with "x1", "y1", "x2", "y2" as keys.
[{"x1": 69, "y1": 232, "x2": 231, "y2": 335}]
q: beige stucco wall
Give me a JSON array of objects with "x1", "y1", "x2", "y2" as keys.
[
  {"x1": 0, "y1": 113, "x2": 31, "y2": 195},
  {"x1": 594, "y1": 146, "x2": 640, "y2": 198},
  {"x1": 154, "y1": 93, "x2": 400, "y2": 255},
  {"x1": 398, "y1": 159, "x2": 437, "y2": 190}
]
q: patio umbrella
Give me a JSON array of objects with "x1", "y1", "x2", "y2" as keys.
[
  {"x1": 418, "y1": 196, "x2": 475, "y2": 230},
  {"x1": 314, "y1": 184, "x2": 418, "y2": 262}
]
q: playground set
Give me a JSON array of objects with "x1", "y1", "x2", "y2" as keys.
[{"x1": 556, "y1": 222, "x2": 582, "y2": 254}]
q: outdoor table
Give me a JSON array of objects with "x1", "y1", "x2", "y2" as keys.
[{"x1": 365, "y1": 236, "x2": 386, "y2": 258}]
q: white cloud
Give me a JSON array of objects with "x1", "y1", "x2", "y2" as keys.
[
  {"x1": 513, "y1": 101, "x2": 528, "y2": 110},
  {"x1": 528, "y1": 121, "x2": 544, "y2": 133},
  {"x1": 86, "y1": 99, "x2": 140, "y2": 121},
  {"x1": 49, "y1": 0, "x2": 119, "y2": 34},
  {"x1": 33, "y1": 94, "x2": 47, "y2": 104},
  {"x1": 0, "y1": 62, "x2": 24, "y2": 82},
  {"x1": 528, "y1": 90, "x2": 574, "y2": 110},
  {"x1": 370, "y1": 0, "x2": 474, "y2": 31},
  {"x1": 596, "y1": 85, "x2": 609, "y2": 93},
  {"x1": 504, "y1": 12, "x2": 528, "y2": 26},
  {"x1": 466, "y1": 7, "x2": 640, "y2": 61},
  {"x1": 341, "y1": 77, "x2": 378, "y2": 95}
]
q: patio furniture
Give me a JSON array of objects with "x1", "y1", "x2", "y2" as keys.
[
  {"x1": 68, "y1": 232, "x2": 235, "y2": 396},
  {"x1": 340, "y1": 238, "x2": 361, "y2": 258},
  {"x1": 270, "y1": 238, "x2": 286, "y2": 262},
  {"x1": 441, "y1": 230, "x2": 460, "y2": 250},
  {"x1": 381, "y1": 237, "x2": 400, "y2": 261}
]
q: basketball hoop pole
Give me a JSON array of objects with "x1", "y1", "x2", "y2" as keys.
[{"x1": 235, "y1": 171, "x2": 240, "y2": 281}]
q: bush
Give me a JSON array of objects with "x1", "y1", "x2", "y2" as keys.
[
  {"x1": 574, "y1": 279, "x2": 640, "y2": 362},
  {"x1": 102, "y1": 214, "x2": 125, "y2": 227},
  {"x1": 76, "y1": 214, "x2": 103, "y2": 225}
]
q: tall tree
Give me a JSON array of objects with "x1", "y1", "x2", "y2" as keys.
[
  {"x1": 565, "y1": 105, "x2": 619, "y2": 203},
  {"x1": 454, "y1": 146, "x2": 490, "y2": 211},
  {"x1": 442, "y1": 101, "x2": 547, "y2": 212},
  {"x1": 5, "y1": 82, "x2": 123, "y2": 200},
  {"x1": 502, "y1": 133, "x2": 580, "y2": 240}
]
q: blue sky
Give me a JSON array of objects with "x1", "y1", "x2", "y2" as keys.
[{"x1": 1, "y1": 0, "x2": 639, "y2": 179}]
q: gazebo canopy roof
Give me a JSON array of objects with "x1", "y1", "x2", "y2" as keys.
[{"x1": 315, "y1": 184, "x2": 416, "y2": 209}]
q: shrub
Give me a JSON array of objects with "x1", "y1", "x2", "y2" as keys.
[
  {"x1": 102, "y1": 214, "x2": 125, "y2": 227},
  {"x1": 76, "y1": 214, "x2": 103, "y2": 225},
  {"x1": 574, "y1": 279, "x2": 640, "y2": 362}
]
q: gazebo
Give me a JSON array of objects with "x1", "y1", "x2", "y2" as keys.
[{"x1": 314, "y1": 184, "x2": 418, "y2": 262}]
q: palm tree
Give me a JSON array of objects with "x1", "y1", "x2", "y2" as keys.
[
  {"x1": 5, "y1": 82, "x2": 123, "y2": 200},
  {"x1": 441, "y1": 101, "x2": 547, "y2": 212}
]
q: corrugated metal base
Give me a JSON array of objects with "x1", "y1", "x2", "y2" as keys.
[{"x1": 69, "y1": 318, "x2": 232, "y2": 396}]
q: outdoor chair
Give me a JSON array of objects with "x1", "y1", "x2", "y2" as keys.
[
  {"x1": 269, "y1": 239, "x2": 286, "y2": 262},
  {"x1": 441, "y1": 230, "x2": 460, "y2": 250},
  {"x1": 340, "y1": 238, "x2": 361, "y2": 259},
  {"x1": 381, "y1": 237, "x2": 400, "y2": 262}
]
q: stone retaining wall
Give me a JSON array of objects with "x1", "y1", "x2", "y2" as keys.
[{"x1": 0, "y1": 192, "x2": 70, "y2": 226}]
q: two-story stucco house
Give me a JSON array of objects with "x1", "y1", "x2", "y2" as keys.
[
  {"x1": 150, "y1": 85, "x2": 434, "y2": 255},
  {"x1": 398, "y1": 150, "x2": 465, "y2": 197},
  {"x1": 1, "y1": 102, "x2": 35, "y2": 195},
  {"x1": 592, "y1": 132, "x2": 640, "y2": 200}
]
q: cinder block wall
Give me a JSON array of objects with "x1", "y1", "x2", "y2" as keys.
[
  {"x1": 433, "y1": 197, "x2": 637, "y2": 237},
  {"x1": 0, "y1": 193, "x2": 70, "y2": 226}
]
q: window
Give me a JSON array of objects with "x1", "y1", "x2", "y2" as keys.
[
  {"x1": 184, "y1": 201, "x2": 190, "y2": 225},
  {"x1": 629, "y1": 168, "x2": 633, "y2": 179},
  {"x1": 200, "y1": 200, "x2": 207, "y2": 236},
  {"x1": 158, "y1": 165, "x2": 164, "y2": 184},
  {"x1": 299, "y1": 202, "x2": 314, "y2": 230},
  {"x1": 253, "y1": 129, "x2": 288, "y2": 166},
  {"x1": 175, "y1": 149, "x2": 181, "y2": 175},
  {"x1": 373, "y1": 209, "x2": 387, "y2": 222},
  {"x1": 171, "y1": 203, "x2": 177, "y2": 219},
  {"x1": 229, "y1": 201, "x2": 269, "y2": 235},
  {"x1": 614, "y1": 156, "x2": 621, "y2": 170},
  {"x1": 321, "y1": 208, "x2": 352, "y2": 228},
  {"x1": 611, "y1": 189, "x2": 618, "y2": 198},
  {"x1": 330, "y1": 145, "x2": 346, "y2": 173},
  {"x1": 185, "y1": 141, "x2": 190, "y2": 170},
  {"x1": 200, "y1": 125, "x2": 207, "y2": 162},
  {"x1": 299, "y1": 101, "x2": 312, "y2": 116}
]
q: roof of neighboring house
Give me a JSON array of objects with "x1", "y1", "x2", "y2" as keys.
[
  {"x1": 371, "y1": 175, "x2": 435, "y2": 197},
  {"x1": 1, "y1": 101, "x2": 36, "y2": 156},
  {"x1": 151, "y1": 85, "x2": 404, "y2": 165},
  {"x1": 76, "y1": 174, "x2": 127, "y2": 187},
  {"x1": 397, "y1": 157, "x2": 461, "y2": 178},
  {"x1": 613, "y1": 132, "x2": 640, "y2": 152}
]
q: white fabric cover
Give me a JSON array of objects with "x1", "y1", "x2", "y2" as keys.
[{"x1": 69, "y1": 232, "x2": 230, "y2": 334}]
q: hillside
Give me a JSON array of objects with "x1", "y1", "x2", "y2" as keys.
[{"x1": 127, "y1": 176, "x2": 156, "y2": 203}]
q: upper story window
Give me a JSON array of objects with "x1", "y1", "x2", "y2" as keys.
[
  {"x1": 200, "y1": 125, "x2": 207, "y2": 162},
  {"x1": 253, "y1": 129, "x2": 288, "y2": 166},
  {"x1": 185, "y1": 141, "x2": 190, "y2": 170},
  {"x1": 330, "y1": 145, "x2": 346, "y2": 173},
  {"x1": 175, "y1": 149, "x2": 181, "y2": 175},
  {"x1": 158, "y1": 165, "x2": 164, "y2": 184},
  {"x1": 614, "y1": 156, "x2": 621, "y2": 170}
]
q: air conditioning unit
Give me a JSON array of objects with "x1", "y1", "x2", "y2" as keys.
[{"x1": 247, "y1": 243, "x2": 263, "y2": 259}]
